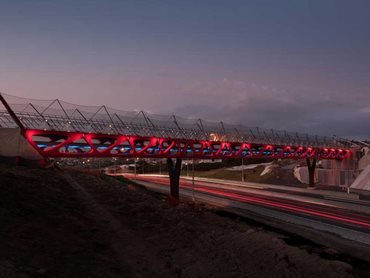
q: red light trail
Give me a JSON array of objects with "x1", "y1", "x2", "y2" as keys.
[{"x1": 131, "y1": 175, "x2": 370, "y2": 229}]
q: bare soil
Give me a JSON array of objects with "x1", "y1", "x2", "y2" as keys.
[{"x1": 0, "y1": 164, "x2": 361, "y2": 277}]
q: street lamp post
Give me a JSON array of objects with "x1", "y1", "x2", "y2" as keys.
[{"x1": 347, "y1": 160, "x2": 351, "y2": 194}]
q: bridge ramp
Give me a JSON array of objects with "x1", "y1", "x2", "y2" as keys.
[
  {"x1": 350, "y1": 165, "x2": 370, "y2": 191},
  {"x1": 0, "y1": 127, "x2": 42, "y2": 160}
]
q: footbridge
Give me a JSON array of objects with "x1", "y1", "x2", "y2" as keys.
[{"x1": 0, "y1": 93, "x2": 353, "y2": 199}]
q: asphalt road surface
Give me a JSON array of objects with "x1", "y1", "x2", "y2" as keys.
[{"x1": 122, "y1": 174, "x2": 370, "y2": 242}]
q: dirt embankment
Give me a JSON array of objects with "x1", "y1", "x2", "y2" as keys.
[{"x1": 0, "y1": 165, "x2": 359, "y2": 277}]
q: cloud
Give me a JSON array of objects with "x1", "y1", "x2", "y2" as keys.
[
  {"x1": 360, "y1": 107, "x2": 370, "y2": 113},
  {"x1": 172, "y1": 79, "x2": 370, "y2": 138}
]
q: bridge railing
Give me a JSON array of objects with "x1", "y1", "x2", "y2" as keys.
[{"x1": 0, "y1": 92, "x2": 349, "y2": 149}]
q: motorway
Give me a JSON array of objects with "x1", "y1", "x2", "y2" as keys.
[{"x1": 120, "y1": 174, "x2": 370, "y2": 246}]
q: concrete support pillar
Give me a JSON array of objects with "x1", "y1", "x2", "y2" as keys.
[
  {"x1": 306, "y1": 158, "x2": 317, "y2": 188},
  {"x1": 167, "y1": 158, "x2": 182, "y2": 200}
]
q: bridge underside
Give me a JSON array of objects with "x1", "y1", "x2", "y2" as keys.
[{"x1": 24, "y1": 129, "x2": 344, "y2": 197}]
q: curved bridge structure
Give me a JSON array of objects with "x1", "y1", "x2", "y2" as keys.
[
  {"x1": 0, "y1": 93, "x2": 350, "y2": 160},
  {"x1": 0, "y1": 93, "x2": 353, "y2": 197},
  {"x1": 22, "y1": 129, "x2": 349, "y2": 160}
]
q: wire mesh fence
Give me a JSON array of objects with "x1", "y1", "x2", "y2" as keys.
[{"x1": 0, "y1": 92, "x2": 348, "y2": 148}]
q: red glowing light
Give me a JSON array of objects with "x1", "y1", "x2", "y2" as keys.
[{"x1": 23, "y1": 129, "x2": 350, "y2": 160}]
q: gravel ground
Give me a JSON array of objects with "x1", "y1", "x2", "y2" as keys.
[{"x1": 0, "y1": 165, "x2": 360, "y2": 277}]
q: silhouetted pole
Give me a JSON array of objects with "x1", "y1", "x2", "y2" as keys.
[
  {"x1": 306, "y1": 158, "x2": 317, "y2": 188},
  {"x1": 242, "y1": 158, "x2": 245, "y2": 182},
  {"x1": 134, "y1": 158, "x2": 137, "y2": 180},
  {"x1": 0, "y1": 93, "x2": 25, "y2": 130},
  {"x1": 192, "y1": 158, "x2": 195, "y2": 201},
  {"x1": 167, "y1": 158, "x2": 182, "y2": 200}
]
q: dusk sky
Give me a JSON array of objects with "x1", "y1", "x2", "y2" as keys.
[{"x1": 1, "y1": 0, "x2": 369, "y2": 138}]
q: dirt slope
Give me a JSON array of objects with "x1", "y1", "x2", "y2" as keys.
[{"x1": 0, "y1": 165, "x2": 356, "y2": 277}]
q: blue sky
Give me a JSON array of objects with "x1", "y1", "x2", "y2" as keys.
[{"x1": 1, "y1": 0, "x2": 369, "y2": 138}]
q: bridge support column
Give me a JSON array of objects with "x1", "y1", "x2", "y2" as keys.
[
  {"x1": 167, "y1": 158, "x2": 182, "y2": 200},
  {"x1": 306, "y1": 158, "x2": 317, "y2": 188}
]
